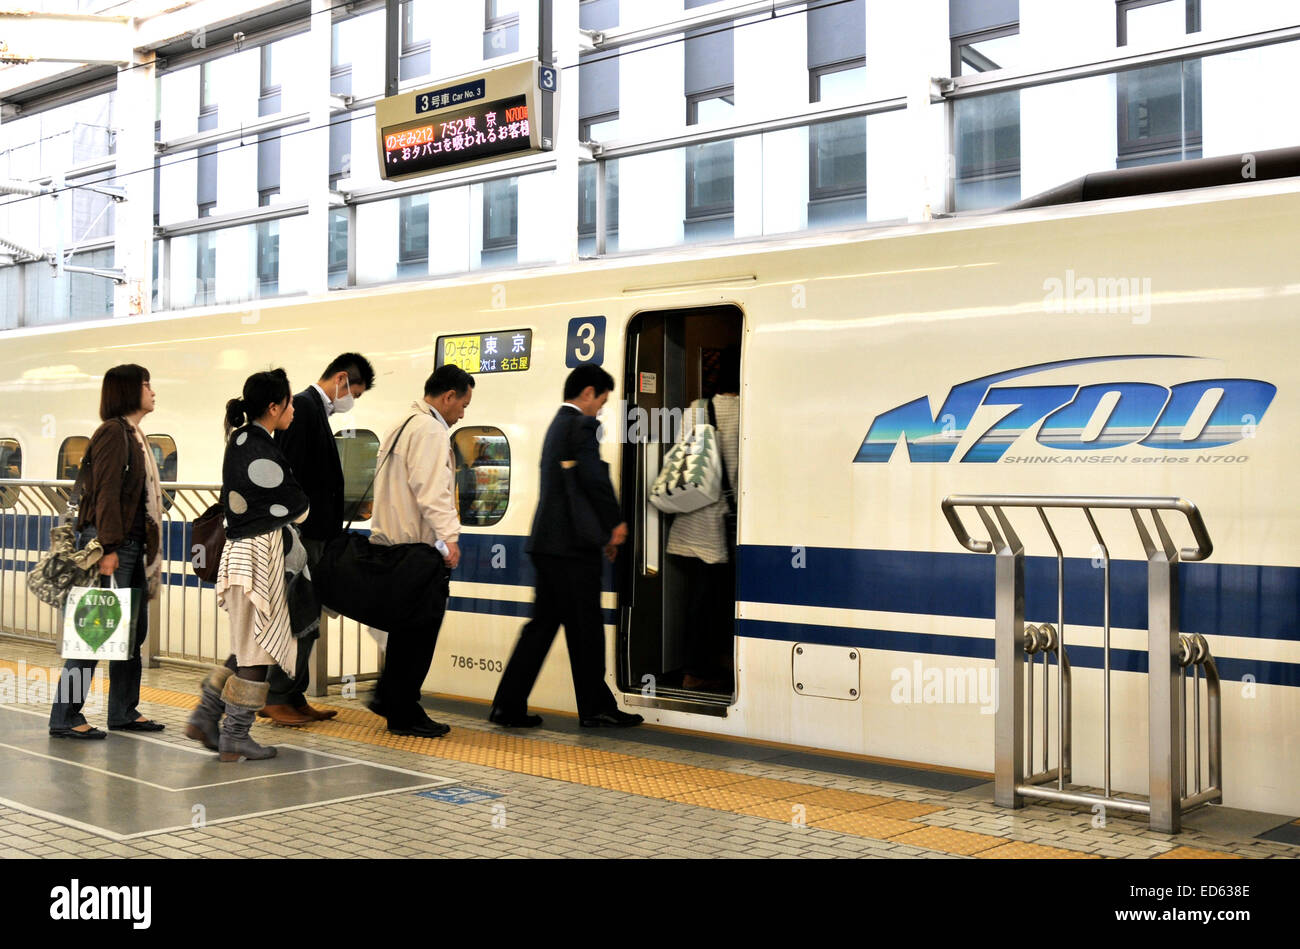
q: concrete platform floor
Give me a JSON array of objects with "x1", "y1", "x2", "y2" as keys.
[{"x1": 0, "y1": 639, "x2": 1295, "y2": 859}]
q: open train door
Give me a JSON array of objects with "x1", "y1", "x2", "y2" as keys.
[{"x1": 618, "y1": 305, "x2": 743, "y2": 716}]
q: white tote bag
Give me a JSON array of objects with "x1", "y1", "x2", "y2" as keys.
[
  {"x1": 650, "y1": 399, "x2": 724, "y2": 514},
  {"x1": 61, "y1": 579, "x2": 133, "y2": 661}
]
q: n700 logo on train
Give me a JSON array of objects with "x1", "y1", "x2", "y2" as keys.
[{"x1": 855, "y1": 355, "x2": 1276, "y2": 463}]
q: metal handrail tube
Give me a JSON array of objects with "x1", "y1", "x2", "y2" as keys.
[
  {"x1": 1205, "y1": 654, "x2": 1222, "y2": 795},
  {"x1": 1017, "y1": 785, "x2": 1151, "y2": 815},
  {"x1": 941, "y1": 495, "x2": 1213, "y2": 562},
  {"x1": 1194, "y1": 663, "x2": 1202, "y2": 795}
]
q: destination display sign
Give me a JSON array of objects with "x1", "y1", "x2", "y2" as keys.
[
  {"x1": 383, "y1": 96, "x2": 530, "y2": 178},
  {"x1": 437, "y1": 329, "x2": 533, "y2": 374}
]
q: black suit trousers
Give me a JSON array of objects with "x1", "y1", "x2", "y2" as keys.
[
  {"x1": 266, "y1": 538, "x2": 325, "y2": 707},
  {"x1": 377, "y1": 573, "x2": 449, "y2": 727},
  {"x1": 492, "y1": 553, "x2": 617, "y2": 719}
]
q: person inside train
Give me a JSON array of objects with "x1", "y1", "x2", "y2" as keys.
[
  {"x1": 263, "y1": 352, "x2": 375, "y2": 726},
  {"x1": 48, "y1": 364, "x2": 167, "y2": 739},
  {"x1": 666, "y1": 346, "x2": 740, "y2": 693},
  {"x1": 184, "y1": 369, "x2": 313, "y2": 761},
  {"x1": 489, "y1": 365, "x2": 641, "y2": 729},
  {"x1": 365, "y1": 365, "x2": 471, "y2": 737}
]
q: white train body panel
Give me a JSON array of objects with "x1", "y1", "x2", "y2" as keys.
[{"x1": 1, "y1": 182, "x2": 1295, "y2": 815}]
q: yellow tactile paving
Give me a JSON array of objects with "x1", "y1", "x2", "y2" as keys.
[
  {"x1": 782, "y1": 787, "x2": 896, "y2": 811},
  {"x1": 731, "y1": 799, "x2": 848, "y2": 825},
  {"x1": 664, "y1": 787, "x2": 776, "y2": 811},
  {"x1": 725, "y1": 777, "x2": 819, "y2": 800},
  {"x1": 1153, "y1": 846, "x2": 1243, "y2": 859},
  {"x1": 979, "y1": 840, "x2": 1102, "y2": 859},
  {"x1": 810, "y1": 811, "x2": 919, "y2": 840},
  {"x1": 859, "y1": 800, "x2": 949, "y2": 819},
  {"x1": 889, "y1": 826, "x2": 1008, "y2": 856}
]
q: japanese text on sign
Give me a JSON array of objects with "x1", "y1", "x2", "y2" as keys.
[
  {"x1": 383, "y1": 95, "x2": 531, "y2": 178},
  {"x1": 437, "y1": 329, "x2": 532, "y2": 374}
]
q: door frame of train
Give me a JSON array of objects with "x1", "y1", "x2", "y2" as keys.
[{"x1": 615, "y1": 303, "x2": 745, "y2": 716}]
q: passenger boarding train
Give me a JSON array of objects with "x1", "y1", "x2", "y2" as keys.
[{"x1": 1, "y1": 168, "x2": 1297, "y2": 817}]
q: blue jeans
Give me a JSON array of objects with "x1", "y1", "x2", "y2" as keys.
[{"x1": 48, "y1": 538, "x2": 147, "y2": 731}]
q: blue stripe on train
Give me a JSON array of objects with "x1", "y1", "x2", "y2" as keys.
[
  {"x1": 736, "y1": 546, "x2": 1300, "y2": 643},
  {"x1": 738, "y1": 619, "x2": 1300, "y2": 688}
]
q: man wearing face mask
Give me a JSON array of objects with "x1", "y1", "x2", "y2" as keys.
[{"x1": 263, "y1": 352, "x2": 375, "y2": 726}]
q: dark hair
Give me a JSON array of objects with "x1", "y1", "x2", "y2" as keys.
[
  {"x1": 563, "y1": 365, "x2": 615, "y2": 401},
  {"x1": 717, "y1": 345, "x2": 741, "y2": 394},
  {"x1": 224, "y1": 368, "x2": 292, "y2": 436},
  {"x1": 100, "y1": 364, "x2": 150, "y2": 421},
  {"x1": 425, "y1": 365, "x2": 475, "y2": 399},
  {"x1": 321, "y1": 352, "x2": 376, "y2": 391}
]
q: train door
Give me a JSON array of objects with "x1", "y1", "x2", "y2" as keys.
[{"x1": 618, "y1": 305, "x2": 743, "y2": 715}]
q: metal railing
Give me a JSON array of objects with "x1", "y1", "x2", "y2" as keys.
[
  {"x1": 0, "y1": 479, "x2": 379, "y2": 693},
  {"x1": 942, "y1": 494, "x2": 1223, "y2": 834}
]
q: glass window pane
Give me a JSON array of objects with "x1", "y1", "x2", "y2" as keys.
[
  {"x1": 959, "y1": 32, "x2": 1021, "y2": 74},
  {"x1": 1125, "y1": 0, "x2": 1185, "y2": 46},
  {"x1": 452, "y1": 427, "x2": 510, "y2": 526},
  {"x1": 816, "y1": 65, "x2": 866, "y2": 104},
  {"x1": 335, "y1": 430, "x2": 380, "y2": 521},
  {"x1": 399, "y1": 194, "x2": 430, "y2": 263},
  {"x1": 693, "y1": 95, "x2": 735, "y2": 125},
  {"x1": 0, "y1": 439, "x2": 21, "y2": 478},
  {"x1": 483, "y1": 179, "x2": 518, "y2": 246},
  {"x1": 688, "y1": 141, "x2": 733, "y2": 212},
  {"x1": 58, "y1": 437, "x2": 90, "y2": 481},
  {"x1": 584, "y1": 117, "x2": 620, "y2": 140},
  {"x1": 953, "y1": 90, "x2": 1021, "y2": 211},
  {"x1": 147, "y1": 435, "x2": 178, "y2": 481},
  {"x1": 811, "y1": 116, "x2": 865, "y2": 196}
]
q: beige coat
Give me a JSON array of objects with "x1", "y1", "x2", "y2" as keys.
[{"x1": 369, "y1": 401, "x2": 462, "y2": 549}]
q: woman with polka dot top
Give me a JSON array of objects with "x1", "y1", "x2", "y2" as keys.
[{"x1": 184, "y1": 369, "x2": 310, "y2": 762}]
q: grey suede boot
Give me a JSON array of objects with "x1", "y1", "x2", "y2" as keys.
[
  {"x1": 218, "y1": 675, "x2": 277, "y2": 762},
  {"x1": 184, "y1": 665, "x2": 233, "y2": 752}
]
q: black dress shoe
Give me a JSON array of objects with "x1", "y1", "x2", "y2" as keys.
[
  {"x1": 388, "y1": 719, "x2": 450, "y2": 738},
  {"x1": 109, "y1": 720, "x2": 166, "y2": 732},
  {"x1": 50, "y1": 726, "x2": 107, "y2": 740},
  {"x1": 579, "y1": 710, "x2": 644, "y2": 728},
  {"x1": 488, "y1": 707, "x2": 542, "y2": 728}
]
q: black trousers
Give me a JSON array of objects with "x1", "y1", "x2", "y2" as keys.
[
  {"x1": 266, "y1": 537, "x2": 325, "y2": 707},
  {"x1": 492, "y1": 553, "x2": 617, "y2": 719},
  {"x1": 376, "y1": 573, "x2": 449, "y2": 727},
  {"x1": 670, "y1": 554, "x2": 736, "y2": 678}
]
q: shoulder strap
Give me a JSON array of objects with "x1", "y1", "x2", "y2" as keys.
[
  {"x1": 707, "y1": 397, "x2": 735, "y2": 515},
  {"x1": 344, "y1": 413, "x2": 420, "y2": 529}
]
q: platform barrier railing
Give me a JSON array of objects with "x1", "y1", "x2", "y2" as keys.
[
  {"x1": 0, "y1": 479, "x2": 378, "y2": 691},
  {"x1": 941, "y1": 494, "x2": 1221, "y2": 834}
]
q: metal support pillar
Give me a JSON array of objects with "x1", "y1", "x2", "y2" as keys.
[
  {"x1": 992, "y1": 516, "x2": 1025, "y2": 809},
  {"x1": 114, "y1": 48, "x2": 156, "y2": 319},
  {"x1": 1148, "y1": 548, "x2": 1182, "y2": 833},
  {"x1": 384, "y1": 0, "x2": 400, "y2": 99}
]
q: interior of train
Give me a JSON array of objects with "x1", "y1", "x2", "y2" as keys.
[{"x1": 619, "y1": 305, "x2": 743, "y2": 714}]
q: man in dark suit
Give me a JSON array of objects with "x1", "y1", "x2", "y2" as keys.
[
  {"x1": 489, "y1": 365, "x2": 642, "y2": 729},
  {"x1": 263, "y1": 352, "x2": 375, "y2": 725}
]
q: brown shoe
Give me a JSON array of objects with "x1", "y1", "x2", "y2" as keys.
[
  {"x1": 258, "y1": 704, "x2": 312, "y2": 726},
  {"x1": 295, "y1": 704, "x2": 338, "y2": 721}
]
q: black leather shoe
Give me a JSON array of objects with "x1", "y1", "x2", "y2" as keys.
[
  {"x1": 579, "y1": 710, "x2": 644, "y2": 728},
  {"x1": 109, "y1": 720, "x2": 166, "y2": 732},
  {"x1": 388, "y1": 719, "x2": 450, "y2": 738},
  {"x1": 50, "y1": 726, "x2": 107, "y2": 740},
  {"x1": 488, "y1": 707, "x2": 542, "y2": 728}
]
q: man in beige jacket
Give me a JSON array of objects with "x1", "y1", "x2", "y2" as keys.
[{"x1": 368, "y1": 364, "x2": 473, "y2": 737}]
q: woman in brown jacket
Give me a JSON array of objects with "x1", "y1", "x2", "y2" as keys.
[{"x1": 48, "y1": 364, "x2": 166, "y2": 738}]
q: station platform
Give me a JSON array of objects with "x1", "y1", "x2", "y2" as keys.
[{"x1": 0, "y1": 639, "x2": 1295, "y2": 860}]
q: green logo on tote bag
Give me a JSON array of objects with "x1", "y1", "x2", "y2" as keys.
[{"x1": 73, "y1": 590, "x2": 123, "y2": 652}]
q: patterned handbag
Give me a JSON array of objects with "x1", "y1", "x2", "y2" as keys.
[
  {"x1": 28, "y1": 466, "x2": 104, "y2": 608},
  {"x1": 649, "y1": 398, "x2": 724, "y2": 514}
]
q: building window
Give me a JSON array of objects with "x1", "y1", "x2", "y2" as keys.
[
  {"x1": 685, "y1": 89, "x2": 735, "y2": 226},
  {"x1": 199, "y1": 62, "x2": 216, "y2": 116},
  {"x1": 258, "y1": 189, "x2": 278, "y2": 208},
  {"x1": 482, "y1": 178, "x2": 518, "y2": 251},
  {"x1": 1117, "y1": 0, "x2": 1200, "y2": 47},
  {"x1": 808, "y1": 59, "x2": 867, "y2": 224},
  {"x1": 951, "y1": 24, "x2": 1020, "y2": 76},
  {"x1": 328, "y1": 208, "x2": 349, "y2": 289},
  {"x1": 335, "y1": 430, "x2": 380, "y2": 521},
  {"x1": 485, "y1": 0, "x2": 521, "y2": 59},
  {"x1": 579, "y1": 114, "x2": 619, "y2": 244},
  {"x1": 953, "y1": 90, "x2": 1021, "y2": 210},
  {"x1": 256, "y1": 221, "x2": 279, "y2": 296},
  {"x1": 1116, "y1": 1, "x2": 1201, "y2": 167},
  {"x1": 398, "y1": 194, "x2": 429, "y2": 275},
  {"x1": 57, "y1": 437, "x2": 89, "y2": 481},
  {"x1": 400, "y1": 0, "x2": 432, "y2": 79},
  {"x1": 260, "y1": 44, "x2": 280, "y2": 99},
  {"x1": 452, "y1": 427, "x2": 510, "y2": 526},
  {"x1": 195, "y1": 231, "x2": 216, "y2": 305}
]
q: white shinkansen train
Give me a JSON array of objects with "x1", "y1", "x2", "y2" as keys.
[{"x1": 1, "y1": 172, "x2": 1296, "y2": 817}]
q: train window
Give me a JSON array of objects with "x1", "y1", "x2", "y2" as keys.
[
  {"x1": 147, "y1": 435, "x2": 178, "y2": 481},
  {"x1": 335, "y1": 429, "x2": 380, "y2": 521},
  {"x1": 452, "y1": 427, "x2": 510, "y2": 527},
  {"x1": 58, "y1": 437, "x2": 90, "y2": 481},
  {"x1": 0, "y1": 438, "x2": 21, "y2": 509}
]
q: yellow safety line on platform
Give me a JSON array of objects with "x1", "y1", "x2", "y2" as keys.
[{"x1": 0, "y1": 658, "x2": 1197, "y2": 859}]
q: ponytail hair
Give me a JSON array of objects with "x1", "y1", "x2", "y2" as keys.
[{"x1": 224, "y1": 368, "x2": 292, "y2": 437}]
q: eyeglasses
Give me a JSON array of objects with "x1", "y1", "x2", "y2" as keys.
[{"x1": 143, "y1": 381, "x2": 154, "y2": 389}]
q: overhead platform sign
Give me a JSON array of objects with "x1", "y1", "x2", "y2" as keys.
[{"x1": 375, "y1": 60, "x2": 556, "y2": 182}]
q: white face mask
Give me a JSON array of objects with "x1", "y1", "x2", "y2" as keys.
[{"x1": 332, "y1": 379, "x2": 355, "y2": 415}]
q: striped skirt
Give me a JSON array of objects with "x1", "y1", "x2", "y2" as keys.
[{"x1": 216, "y1": 528, "x2": 297, "y2": 671}]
